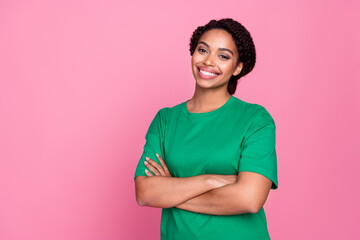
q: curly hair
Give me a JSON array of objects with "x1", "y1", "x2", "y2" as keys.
[{"x1": 189, "y1": 18, "x2": 256, "y2": 95}]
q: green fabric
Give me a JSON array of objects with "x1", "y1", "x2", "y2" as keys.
[{"x1": 134, "y1": 95, "x2": 278, "y2": 240}]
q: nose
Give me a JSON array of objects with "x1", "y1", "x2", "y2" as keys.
[{"x1": 204, "y1": 52, "x2": 216, "y2": 66}]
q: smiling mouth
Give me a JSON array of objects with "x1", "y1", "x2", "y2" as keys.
[
  {"x1": 197, "y1": 67, "x2": 220, "y2": 79},
  {"x1": 199, "y1": 69, "x2": 218, "y2": 76}
]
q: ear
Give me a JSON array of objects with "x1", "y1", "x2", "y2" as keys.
[{"x1": 233, "y1": 62, "x2": 244, "y2": 76}]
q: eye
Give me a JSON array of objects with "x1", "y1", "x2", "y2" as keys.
[
  {"x1": 198, "y1": 47, "x2": 207, "y2": 53},
  {"x1": 219, "y1": 55, "x2": 230, "y2": 60}
]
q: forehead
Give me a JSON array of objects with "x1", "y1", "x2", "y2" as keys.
[{"x1": 198, "y1": 29, "x2": 237, "y2": 50}]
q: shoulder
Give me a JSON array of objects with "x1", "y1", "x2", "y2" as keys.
[
  {"x1": 231, "y1": 96, "x2": 276, "y2": 126},
  {"x1": 146, "y1": 100, "x2": 185, "y2": 136},
  {"x1": 156, "y1": 100, "x2": 186, "y2": 119},
  {"x1": 251, "y1": 104, "x2": 275, "y2": 126}
]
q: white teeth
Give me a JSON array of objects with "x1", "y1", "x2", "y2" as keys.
[{"x1": 199, "y1": 69, "x2": 218, "y2": 76}]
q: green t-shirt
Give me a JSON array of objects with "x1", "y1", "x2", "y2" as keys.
[{"x1": 134, "y1": 95, "x2": 278, "y2": 240}]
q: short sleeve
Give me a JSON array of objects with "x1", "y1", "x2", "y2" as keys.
[
  {"x1": 134, "y1": 108, "x2": 167, "y2": 180},
  {"x1": 238, "y1": 107, "x2": 278, "y2": 190}
]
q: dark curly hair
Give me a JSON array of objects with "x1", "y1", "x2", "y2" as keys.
[{"x1": 189, "y1": 18, "x2": 256, "y2": 95}]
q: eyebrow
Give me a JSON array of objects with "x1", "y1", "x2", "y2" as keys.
[{"x1": 198, "y1": 41, "x2": 234, "y2": 56}]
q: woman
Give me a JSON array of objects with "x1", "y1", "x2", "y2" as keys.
[{"x1": 134, "y1": 18, "x2": 278, "y2": 240}]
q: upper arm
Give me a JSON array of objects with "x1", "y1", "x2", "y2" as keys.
[
  {"x1": 236, "y1": 106, "x2": 278, "y2": 212},
  {"x1": 236, "y1": 171, "x2": 272, "y2": 213},
  {"x1": 238, "y1": 107, "x2": 278, "y2": 190},
  {"x1": 133, "y1": 108, "x2": 167, "y2": 180}
]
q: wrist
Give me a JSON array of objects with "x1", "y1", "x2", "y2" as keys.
[
  {"x1": 206, "y1": 174, "x2": 226, "y2": 189},
  {"x1": 206, "y1": 174, "x2": 237, "y2": 189}
]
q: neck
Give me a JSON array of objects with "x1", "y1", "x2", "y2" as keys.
[{"x1": 187, "y1": 85, "x2": 232, "y2": 113}]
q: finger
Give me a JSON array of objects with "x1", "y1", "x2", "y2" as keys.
[
  {"x1": 156, "y1": 153, "x2": 171, "y2": 176},
  {"x1": 144, "y1": 160, "x2": 161, "y2": 176},
  {"x1": 145, "y1": 169, "x2": 153, "y2": 177},
  {"x1": 146, "y1": 165, "x2": 160, "y2": 176},
  {"x1": 145, "y1": 157, "x2": 166, "y2": 176}
]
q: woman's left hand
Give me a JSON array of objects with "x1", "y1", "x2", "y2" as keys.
[{"x1": 144, "y1": 153, "x2": 173, "y2": 177}]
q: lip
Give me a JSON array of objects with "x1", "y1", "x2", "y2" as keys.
[
  {"x1": 198, "y1": 66, "x2": 220, "y2": 74},
  {"x1": 197, "y1": 66, "x2": 220, "y2": 80}
]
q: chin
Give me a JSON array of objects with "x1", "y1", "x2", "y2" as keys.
[{"x1": 196, "y1": 80, "x2": 218, "y2": 89}]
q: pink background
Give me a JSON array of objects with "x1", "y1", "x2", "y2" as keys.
[{"x1": 1, "y1": 0, "x2": 359, "y2": 239}]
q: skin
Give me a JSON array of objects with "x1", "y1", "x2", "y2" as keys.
[
  {"x1": 188, "y1": 28, "x2": 243, "y2": 112},
  {"x1": 134, "y1": 29, "x2": 273, "y2": 215}
]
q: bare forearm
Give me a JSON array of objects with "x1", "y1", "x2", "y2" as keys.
[
  {"x1": 135, "y1": 174, "x2": 236, "y2": 208},
  {"x1": 175, "y1": 182, "x2": 254, "y2": 215}
]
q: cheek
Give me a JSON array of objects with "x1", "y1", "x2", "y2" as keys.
[
  {"x1": 191, "y1": 57, "x2": 199, "y2": 73},
  {"x1": 192, "y1": 53, "x2": 202, "y2": 62},
  {"x1": 218, "y1": 63, "x2": 234, "y2": 74},
  {"x1": 191, "y1": 55, "x2": 196, "y2": 63}
]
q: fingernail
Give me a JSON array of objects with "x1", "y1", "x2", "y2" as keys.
[
  {"x1": 156, "y1": 153, "x2": 159, "y2": 157},
  {"x1": 144, "y1": 161, "x2": 148, "y2": 165},
  {"x1": 145, "y1": 169, "x2": 148, "y2": 173},
  {"x1": 145, "y1": 157, "x2": 149, "y2": 160}
]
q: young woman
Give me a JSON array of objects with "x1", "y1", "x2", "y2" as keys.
[{"x1": 134, "y1": 18, "x2": 278, "y2": 240}]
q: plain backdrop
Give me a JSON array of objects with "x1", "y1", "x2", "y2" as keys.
[{"x1": 1, "y1": 0, "x2": 359, "y2": 239}]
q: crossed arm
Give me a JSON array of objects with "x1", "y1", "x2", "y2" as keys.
[{"x1": 134, "y1": 154, "x2": 273, "y2": 215}]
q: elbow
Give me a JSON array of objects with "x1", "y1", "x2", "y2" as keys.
[
  {"x1": 134, "y1": 176, "x2": 173, "y2": 208},
  {"x1": 241, "y1": 186, "x2": 268, "y2": 214},
  {"x1": 248, "y1": 203, "x2": 262, "y2": 214},
  {"x1": 136, "y1": 196, "x2": 147, "y2": 206},
  {"x1": 136, "y1": 192, "x2": 172, "y2": 208},
  {"x1": 244, "y1": 193, "x2": 263, "y2": 214},
  {"x1": 134, "y1": 177, "x2": 166, "y2": 207},
  {"x1": 135, "y1": 189, "x2": 147, "y2": 206},
  {"x1": 247, "y1": 198, "x2": 264, "y2": 214},
  {"x1": 135, "y1": 186, "x2": 147, "y2": 206},
  {"x1": 135, "y1": 176, "x2": 150, "y2": 206},
  {"x1": 136, "y1": 189, "x2": 152, "y2": 207}
]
